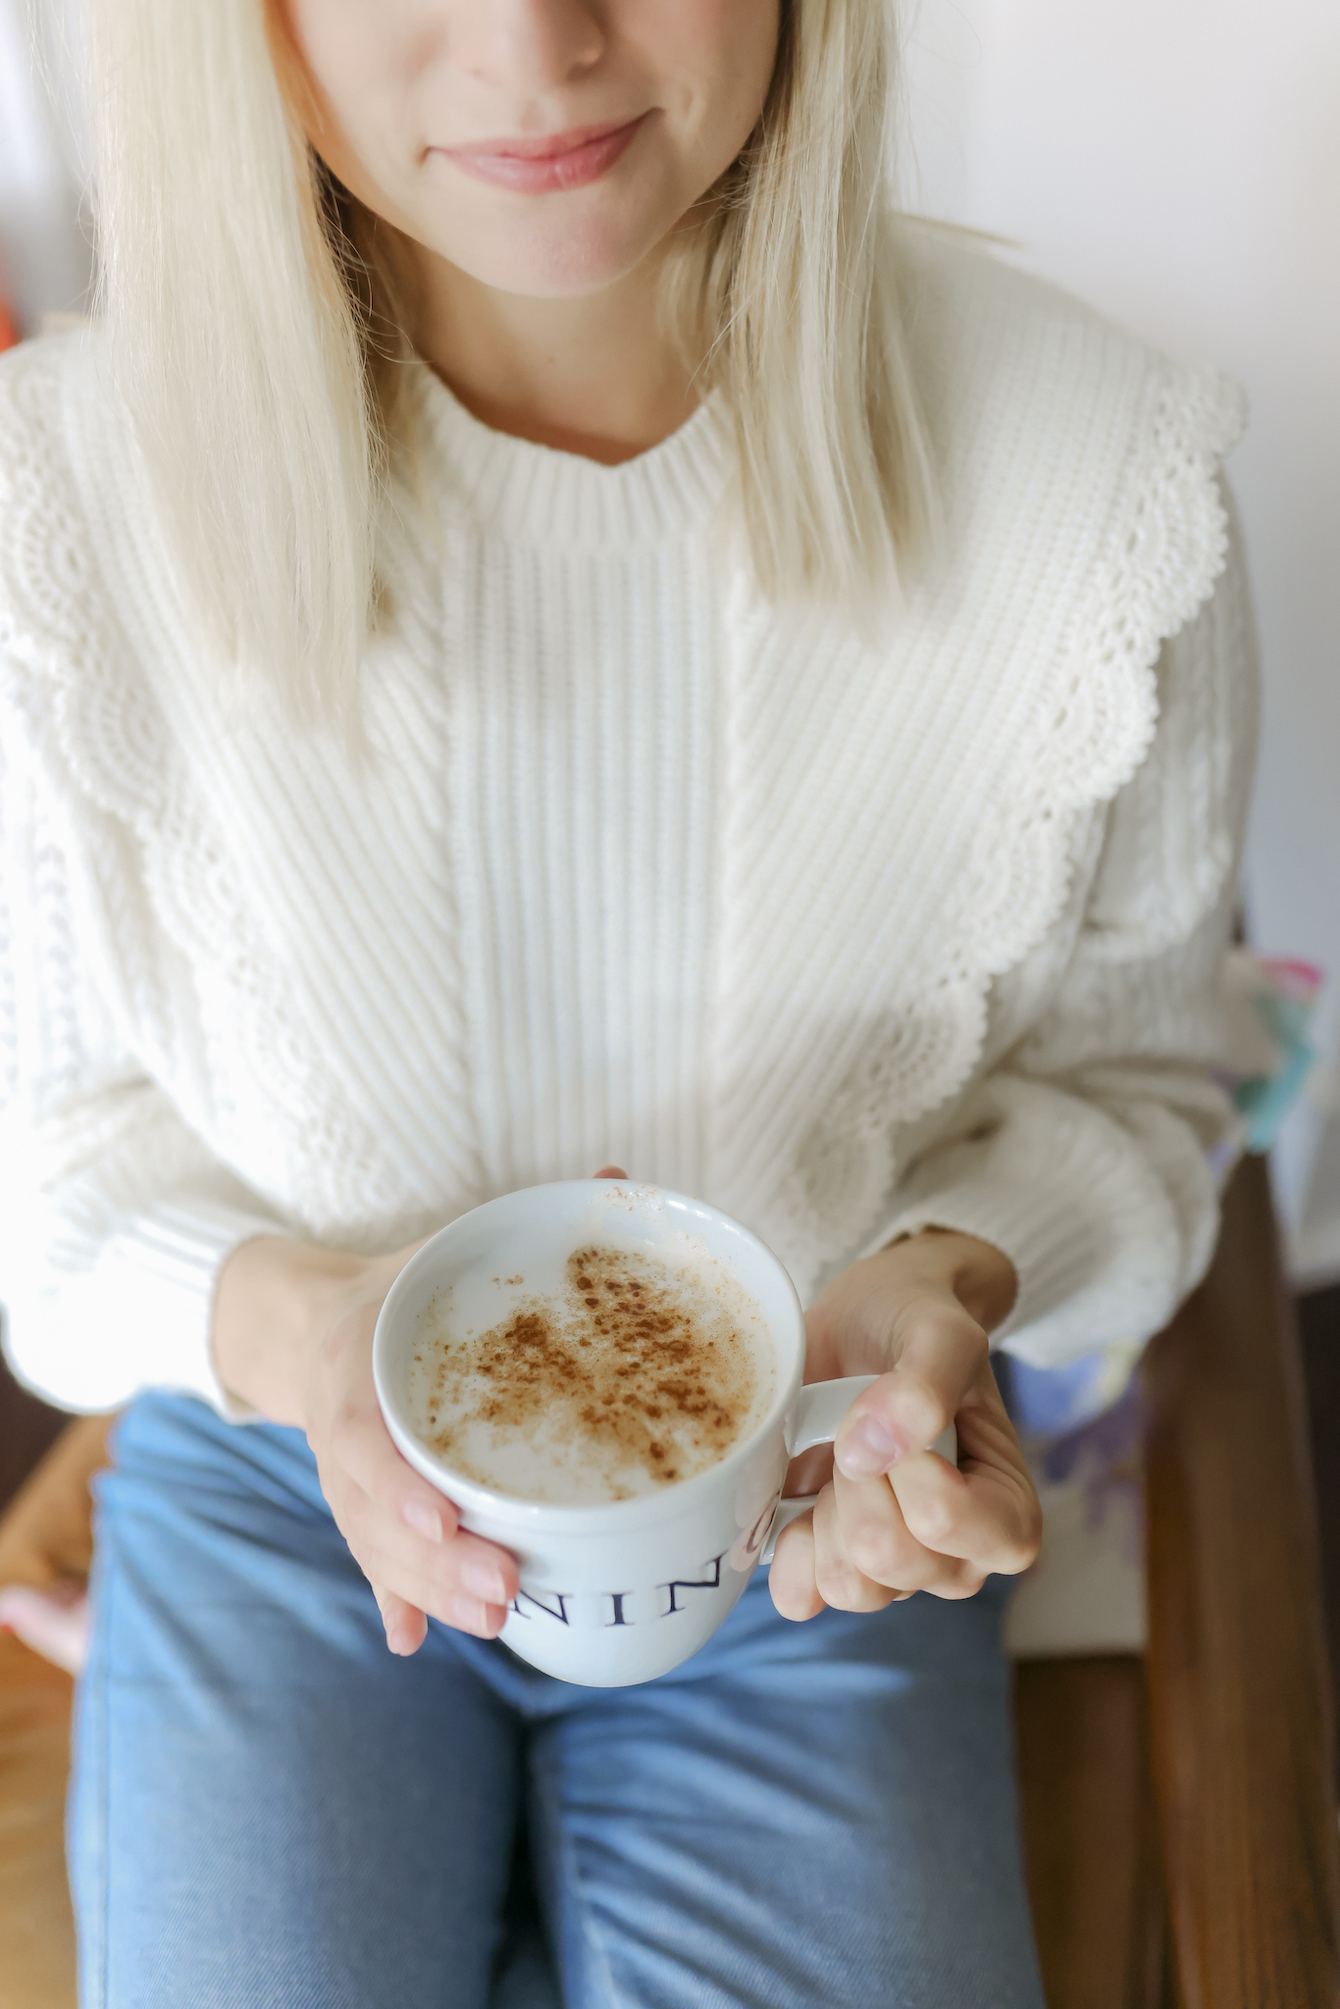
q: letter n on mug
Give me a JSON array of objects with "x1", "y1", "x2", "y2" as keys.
[
  {"x1": 510, "y1": 1589, "x2": 571, "y2": 1624},
  {"x1": 658, "y1": 1553, "x2": 725, "y2": 1617}
]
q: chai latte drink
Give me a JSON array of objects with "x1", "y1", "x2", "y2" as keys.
[{"x1": 406, "y1": 1240, "x2": 777, "y2": 1506}]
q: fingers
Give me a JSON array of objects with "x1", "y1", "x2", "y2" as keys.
[
  {"x1": 328, "y1": 1457, "x2": 518, "y2": 1640},
  {"x1": 771, "y1": 1362, "x2": 1041, "y2": 1616},
  {"x1": 794, "y1": 1239, "x2": 1042, "y2": 1618},
  {"x1": 828, "y1": 1360, "x2": 1039, "y2": 1595},
  {"x1": 829, "y1": 1464, "x2": 984, "y2": 1598},
  {"x1": 322, "y1": 1380, "x2": 461, "y2": 1541},
  {"x1": 812, "y1": 1482, "x2": 915, "y2": 1609},
  {"x1": 766, "y1": 1510, "x2": 826, "y2": 1621},
  {"x1": 369, "y1": 1581, "x2": 508, "y2": 1659},
  {"x1": 314, "y1": 1375, "x2": 518, "y2": 1647},
  {"x1": 321, "y1": 1380, "x2": 515, "y2": 1592},
  {"x1": 815, "y1": 1468, "x2": 982, "y2": 1606},
  {"x1": 371, "y1": 1584, "x2": 428, "y2": 1657},
  {"x1": 356, "y1": 1509, "x2": 515, "y2": 1632},
  {"x1": 592, "y1": 1165, "x2": 628, "y2": 1179},
  {"x1": 891, "y1": 1414, "x2": 1041, "y2": 1577},
  {"x1": 768, "y1": 1477, "x2": 945, "y2": 1615},
  {"x1": 834, "y1": 1301, "x2": 986, "y2": 1481},
  {"x1": 770, "y1": 1467, "x2": 983, "y2": 1616}
]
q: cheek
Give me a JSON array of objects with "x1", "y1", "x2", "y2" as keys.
[
  {"x1": 651, "y1": 0, "x2": 781, "y2": 162},
  {"x1": 281, "y1": 0, "x2": 378, "y2": 116},
  {"x1": 277, "y1": 0, "x2": 418, "y2": 215}
]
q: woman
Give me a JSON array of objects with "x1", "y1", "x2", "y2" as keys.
[{"x1": 0, "y1": 1, "x2": 1256, "y2": 2003}]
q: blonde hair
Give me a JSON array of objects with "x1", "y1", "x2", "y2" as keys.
[{"x1": 91, "y1": 0, "x2": 933, "y2": 724}]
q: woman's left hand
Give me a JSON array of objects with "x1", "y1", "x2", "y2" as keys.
[{"x1": 768, "y1": 1229, "x2": 1042, "y2": 1619}]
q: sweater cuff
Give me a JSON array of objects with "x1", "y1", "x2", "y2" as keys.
[
  {"x1": 862, "y1": 1164, "x2": 1099, "y2": 1348},
  {"x1": 94, "y1": 1201, "x2": 281, "y2": 1419},
  {"x1": 856, "y1": 1081, "x2": 1184, "y2": 1366}
]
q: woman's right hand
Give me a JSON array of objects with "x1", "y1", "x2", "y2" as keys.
[{"x1": 212, "y1": 1237, "x2": 520, "y2": 1656}]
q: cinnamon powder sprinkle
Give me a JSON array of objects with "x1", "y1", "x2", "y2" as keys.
[{"x1": 424, "y1": 1247, "x2": 758, "y2": 1493}]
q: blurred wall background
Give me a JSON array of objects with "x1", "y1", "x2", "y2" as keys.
[
  {"x1": 2, "y1": 0, "x2": 1338, "y2": 1280},
  {"x1": 0, "y1": 0, "x2": 89, "y2": 329}
]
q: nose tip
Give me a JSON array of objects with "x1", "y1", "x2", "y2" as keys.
[{"x1": 458, "y1": 2, "x2": 608, "y2": 94}]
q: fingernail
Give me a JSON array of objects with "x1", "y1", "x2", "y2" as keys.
[
  {"x1": 403, "y1": 1497, "x2": 444, "y2": 1542},
  {"x1": 451, "y1": 1594, "x2": 492, "y2": 1632},
  {"x1": 462, "y1": 1561, "x2": 508, "y2": 1604},
  {"x1": 837, "y1": 1416, "x2": 901, "y2": 1479}
]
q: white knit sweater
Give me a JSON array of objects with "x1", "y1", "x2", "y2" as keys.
[{"x1": 0, "y1": 241, "x2": 1257, "y2": 1417}]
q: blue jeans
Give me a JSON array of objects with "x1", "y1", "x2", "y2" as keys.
[{"x1": 68, "y1": 1394, "x2": 1044, "y2": 2008}]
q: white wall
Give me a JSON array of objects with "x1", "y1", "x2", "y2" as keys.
[
  {"x1": 901, "y1": 0, "x2": 1340, "y2": 1281},
  {"x1": 0, "y1": 0, "x2": 90, "y2": 330}
]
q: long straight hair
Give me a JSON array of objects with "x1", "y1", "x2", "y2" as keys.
[{"x1": 91, "y1": 0, "x2": 934, "y2": 725}]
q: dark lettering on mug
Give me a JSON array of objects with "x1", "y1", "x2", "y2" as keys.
[
  {"x1": 511, "y1": 1589, "x2": 571, "y2": 1624},
  {"x1": 660, "y1": 1553, "x2": 725, "y2": 1616},
  {"x1": 505, "y1": 1554, "x2": 734, "y2": 1631}
]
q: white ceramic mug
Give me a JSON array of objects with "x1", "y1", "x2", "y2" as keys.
[{"x1": 373, "y1": 1181, "x2": 954, "y2": 1687}]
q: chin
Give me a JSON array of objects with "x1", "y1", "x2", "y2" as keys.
[
  {"x1": 433, "y1": 201, "x2": 678, "y2": 301},
  {"x1": 484, "y1": 252, "x2": 654, "y2": 300}
]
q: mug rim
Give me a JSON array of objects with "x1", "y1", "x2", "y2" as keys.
[{"x1": 372, "y1": 1180, "x2": 807, "y2": 1535}]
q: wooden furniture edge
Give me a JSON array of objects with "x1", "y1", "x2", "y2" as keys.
[{"x1": 1143, "y1": 1153, "x2": 1340, "y2": 2007}]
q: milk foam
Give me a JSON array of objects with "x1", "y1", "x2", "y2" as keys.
[{"x1": 406, "y1": 1232, "x2": 777, "y2": 1506}]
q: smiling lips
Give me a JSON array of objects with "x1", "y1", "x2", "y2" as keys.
[{"x1": 437, "y1": 114, "x2": 647, "y2": 194}]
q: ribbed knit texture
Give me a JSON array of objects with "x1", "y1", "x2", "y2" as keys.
[{"x1": 0, "y1": 241, "x2": 1257, "y2": 1413}]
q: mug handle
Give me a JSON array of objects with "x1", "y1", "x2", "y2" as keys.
[{"x1": 760, "y1": 1374, "x2": 958, "y2": 1565}]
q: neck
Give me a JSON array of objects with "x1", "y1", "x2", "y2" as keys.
[{"x1": 406, "y1": 243, "x2": 700, "y2": 467}]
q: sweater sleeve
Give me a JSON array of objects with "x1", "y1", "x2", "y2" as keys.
[
  {"x1": 0, "y1": 684, "x2": 284, "y2": 1415},
  {"x1": 866, "y1": 487, "x2": 1259, "y2": 1368}
]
